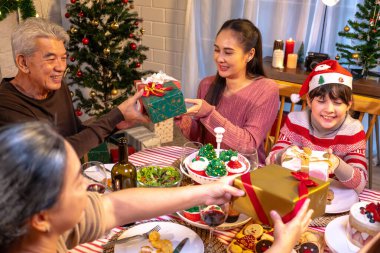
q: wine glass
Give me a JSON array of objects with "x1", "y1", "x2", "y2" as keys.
[
  {"x1": 241, "y1": 148, "x2": 259, "y2": 172},
  {"x1": 180, "y1": 141, "x2": 203, "y2": 174},
  {"x1": 81, "y1": 161, "x2": 108, "y2": 193},
  {"x1": 199, "y1": 203, "x2": 229, "y2": 252}
]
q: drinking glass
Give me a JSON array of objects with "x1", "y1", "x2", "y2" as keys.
[
  {"x1": 180, "y1": 141, "x2": 203, "y2": 174},
  {"x1": 81, "y1": 161, "x2": 108, "y2": 193},
  {"x1": 241, "y1": 149, "x2": 259, "y2": 172},
  {"x1": 199, "y1": 203, "x2": 229, "y2": 252}
]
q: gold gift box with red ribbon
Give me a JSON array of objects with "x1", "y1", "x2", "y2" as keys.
[{"x1": 232, "y1": 164, "x2": 330, "y2": 226}]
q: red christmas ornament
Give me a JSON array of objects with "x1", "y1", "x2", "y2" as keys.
[
  {"x1": 134, "y1": 21, "x2": 139, "y2": 26},
  {"x1": 75, "y1": 109, "x2": 83, "y2": 116},
  {"x1": 122, "y1": 0, "x2": 129, "y2": 3},
  {"x1": 70, "y1": 0, "x2": 76, "y2": 3},
  {"x1": 78, "y1": 11, "x2": 84, "y2": 18},
  {"x1": 135, "y1": 62, "x2": 141, "y2": 68},
  {"x1": 70, "y1": 57, "x2": 75, "y2": 62},
  {"x1": 76, "y1": 70, "x2": 83, "y2": 77},
  {"x1": 373, "y1": 29, "x2": 377, "y2": 33},
  {"x1": 82, "y1": 37, "x2": 89, "y2": 45},
  {"x1": 65, "y1": 12, "x2": 70, "y2": 18},
  {"x1": 129, "y1": 33, "x2": 134, "y2": 38},
  {"x1": 129, "y1": 43, "x2": 137, "y2": 50}
]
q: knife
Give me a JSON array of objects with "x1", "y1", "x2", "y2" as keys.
[{"x1": 173, "y1": 237, "x2": 189, "y2": 253}]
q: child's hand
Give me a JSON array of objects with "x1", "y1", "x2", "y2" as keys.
[
  {"x1": 325, "y1": 148, "x2": 340, "y2": 173},
  {"x1": 280, "y1": 145, "x2": 300, "y2": 164}
]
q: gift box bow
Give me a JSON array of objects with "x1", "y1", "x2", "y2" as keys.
[
  {"x1": 240, "y1": 171, "x2": 318, "y2": 224},
  {"x1": 142, "y1": 82, "x2": 173, "y2": 97}
]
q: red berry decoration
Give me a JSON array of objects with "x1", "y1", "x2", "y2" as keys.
[
  {"x1": 76, "y1": 70, "x2": 83, "y2": 77},
  {"x1": 70, "y1": 57, "x2": 75, "y2": 62},
  {"x1": 78, "y1": 11, "x2": 84, "y2": 18},
  {"x1": 129, "y1": 33, "x2": 134, "y2": 38},
  {"x1": 122, "y1": 0, "x2": 128, "y2": 3},
  {"x1": 134, "y1": 21, "x2": 139, "y2": 26},
  {"x1": 129, "y1": 42, "x2": 137, "y2": 50},
  {"x1": 65, "y1": 12, "x2": 70, "y2": 18},
  {"x1": 135, "y1": 62, "x2": 141, "y2": 68},
  {"x1": 70, "y1": 0, "x2": 76, "y2": 3},
  {"x1": 82, "y1": 37, "x2": 89, "y2": 45},
  {"x1": 75, "y1": 109, "x2": 83, "y2": 116}
]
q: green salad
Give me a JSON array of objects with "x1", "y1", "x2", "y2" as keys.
[{"x1": 137, "y1": 165, "x2": 181, "y2": 187}]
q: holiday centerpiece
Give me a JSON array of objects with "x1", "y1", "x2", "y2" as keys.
[{"x1": 181, "y1": 127, "x2": 251, "y2": 184}]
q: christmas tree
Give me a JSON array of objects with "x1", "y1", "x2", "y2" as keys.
[
  {"x1": 335, "y1": 0, "x2": 380, "y2": 78},
  {"x1": 0, "y1": 0, "x2": 36, "y2": 21},
  {"x1": 65, "y1": 0, "x2": 151, "y2": 117}
]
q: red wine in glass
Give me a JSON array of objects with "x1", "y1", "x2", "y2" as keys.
[
  {"x1": 202, "y1": 209, "x2": 226, "y2": 227},
  {"x1": 87, "y1": 183, "x2": 106, "y2": 193}
]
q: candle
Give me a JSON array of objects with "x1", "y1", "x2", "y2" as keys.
[
  {"x1": 286, "y1": 53, "x2": 298, "y2": 69},
  {"x1": 272, "y1": 49, "x2": 284, "y2": 68},
  {"x1": 284, "y1": 38, "x2": 295, "y2": 66}
]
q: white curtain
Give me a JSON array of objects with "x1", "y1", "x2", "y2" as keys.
[{"x1": 181, "y1": 0, "x2": 362, "y2": 99}]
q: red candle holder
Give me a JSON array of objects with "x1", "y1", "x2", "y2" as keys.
[{"x1": 284, "y1": 38, "x2": 295, "y2": 66}]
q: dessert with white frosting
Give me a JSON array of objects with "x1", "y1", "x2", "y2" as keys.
[{"x1": 347, "y1": 201, "x2": 380, "y2": 248}]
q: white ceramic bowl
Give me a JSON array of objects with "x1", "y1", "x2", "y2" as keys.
[{"x1": 180, "y1": 150, "x2": 250, "y2": 184}]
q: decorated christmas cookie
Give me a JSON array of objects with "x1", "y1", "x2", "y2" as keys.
[
  {"x1": 183, "y1": 206, "x2": 201, "y2": 222},
  {"x1": 226, "y1": 156, "x2": 247, "y2": 173},
  {"x1": 198, "y1": 143, "x2": 217, "y2": 160},
  {"x1": 297, "y1": 242, "x2": 319, "y2": 253},
  {"x1": 220, "y1": 149, "x2": 238, "y2": 162},
  {"x1": 205, "y1": 158, "x2": 227, "y2": 177},
  {"x1": 255, "y1": 239, "x2": 273, "y2": 253},
  {"x1": 190, "y1": 156, "x2": 209, "y2": 171}
]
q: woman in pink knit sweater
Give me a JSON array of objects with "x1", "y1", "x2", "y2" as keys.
[
  {"x1": 266, "y1": 60, "x2": 367, "y2": 193},
  {"x1": 176, "y1": 19, "x2": 279, "y2": 163}
]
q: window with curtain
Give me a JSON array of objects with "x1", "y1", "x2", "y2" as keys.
[{"x1": 182, "y1": 0, "x2": 363, "y2": 99}]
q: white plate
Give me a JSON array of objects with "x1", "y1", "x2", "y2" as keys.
[
  {"x1": 177, "y1": 210, "x2": 251, "y2": 230},
  {"x1": 325, "y1": 215, "x2": 359, "y2": 253},
  {"x1": 114, "y1": 221, "x2": 204, "y2": 253},
  {"x1": 325, "y1": 180, "x2": 359, "y2": 214}
]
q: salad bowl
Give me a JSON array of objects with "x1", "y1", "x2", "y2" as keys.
[{"x1": 136, "y1": 165, "x2": 182, "y2": 187}]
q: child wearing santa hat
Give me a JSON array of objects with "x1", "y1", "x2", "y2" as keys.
[{"x1": 266, "y1": 60, "x2": 367, "y2": 193}]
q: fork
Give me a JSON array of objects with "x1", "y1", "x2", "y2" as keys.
[{"x1": 103, "y1": 224, "x2": 161, "y2": 248}]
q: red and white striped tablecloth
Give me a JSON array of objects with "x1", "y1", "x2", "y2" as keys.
[{"x1": 70, "y1": 146, "x2": 380, "y2": 253}]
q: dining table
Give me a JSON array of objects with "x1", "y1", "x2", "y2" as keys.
[{"x1": 70, "y1": 146, "x2": 380, "y2": 253}]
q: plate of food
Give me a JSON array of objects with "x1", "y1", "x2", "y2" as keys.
[
  {"x1": 325, "y1": 180, "x2": 359, "y2": 214},
  {"x1": 325, "y1": 215, "x2": 359, "y2": 253},
  {"x1": 114, "y1": 221, "x2": 204, "y2": 253},
  {"x1": 177, "y1": 208, "x2": 251, "y2": 231}
]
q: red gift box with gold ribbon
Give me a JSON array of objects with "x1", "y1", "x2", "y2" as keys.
[{"x1": 232, "y1": 164, "x2": 330, "y2": 226}]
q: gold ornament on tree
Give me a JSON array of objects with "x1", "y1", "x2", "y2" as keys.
[
  {"x1": 103, "y1": 48, "x2": 110, "y2": 55},
  {"x1": 352, "y1": 53, "x2": 359, "y2": 59},
  {"x1": 335, "y1": 54, "x2": 340, "y2": 60},
  {"x1": 111, "y1": 21, "x2": 119, "y2": 30},
  {"x1": 344, "y1": 25, "x2": 350, "y2": 32},
  {"x1": 70, "y1": 91, "x2": 74, "y2": 97},
  {"x1": 140, "y1": 28, "x2": 145, "y2": 35},
  {"x1": 90, "y1": 90, "x2": 96, "y2": 98},
  {"x1": 91, "y1": 19, "x2": 99, "y2": 26},
  {"x1": 111, "y1": 88, "x2": 118, "y2": 96},
  {"x1": 70, "y1": 27, "x2": 78, "y2": 34}
]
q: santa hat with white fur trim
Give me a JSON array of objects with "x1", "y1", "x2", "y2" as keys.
[{"x1": 290, "y1": 60, "x2": 353, "y2": 103}]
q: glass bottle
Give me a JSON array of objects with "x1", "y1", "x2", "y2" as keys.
[{"x1": 111, "y1": 137, "x2": 137, "y2": 191}]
